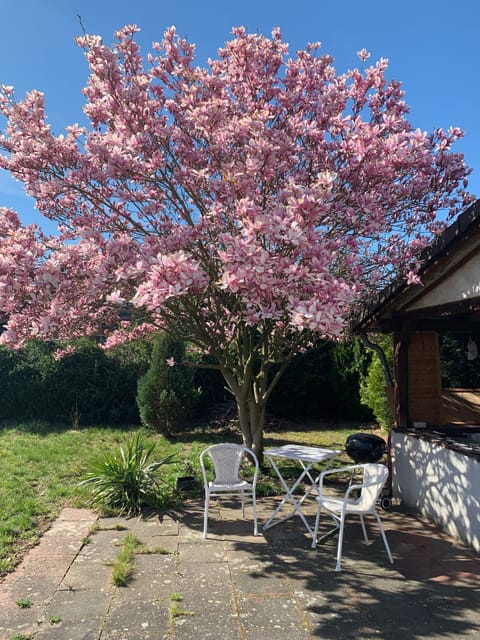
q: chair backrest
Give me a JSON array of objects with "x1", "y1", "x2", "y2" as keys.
[
  {"x1": 201, "y1": 443, "x2": 256, "y2": 485},
  {"x1": 355, "y1": 463, "x2": 389, "y2": 510}
]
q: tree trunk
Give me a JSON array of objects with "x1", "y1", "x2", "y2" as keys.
[{"x1": 236, "y1": 393, "x2": 266, "y2": 461}]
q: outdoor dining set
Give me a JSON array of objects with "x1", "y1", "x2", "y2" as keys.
[{"x1": 199, "y1": 439, "x2": 394, "y2": 572}]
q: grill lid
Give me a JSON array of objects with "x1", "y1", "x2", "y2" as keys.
[{"x1": 345, "y1": 432, "x2": 387, "y2": 463}]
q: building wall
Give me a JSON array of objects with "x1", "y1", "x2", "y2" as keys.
[{"x1": 391, "y1": 430, "x2": 480, "y2": 552}]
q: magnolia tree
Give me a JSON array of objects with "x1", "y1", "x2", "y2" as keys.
[{"x1": 0, "y1": 25, "x2": 471, "y2": 453}]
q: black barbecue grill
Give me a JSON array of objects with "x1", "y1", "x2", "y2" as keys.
[
  {"x1": 345, "y1": 432, "x2": 386, "y2": 463},
  {"x1": 345, "y1": 432, "x2": 391, "y2": 510}
]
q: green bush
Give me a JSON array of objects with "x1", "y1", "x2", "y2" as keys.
[
  {"x1": 0, "y1": 338, "x2": 152, "y2": 425},
  {"x1": 359, "y1": 335, "x2": 394, "y2": 430},
  {"x1": 136, "y1": 334, "x2": 201, "y2": 435},
  {"x1": 269, "y1": 339, "x2": 371, "y2": 421}
]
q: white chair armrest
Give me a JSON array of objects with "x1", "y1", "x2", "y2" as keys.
[{"x1": 317, "y1": 463, "x2": 367, "y2": 491}]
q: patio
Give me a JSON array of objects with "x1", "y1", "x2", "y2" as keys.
[{"x1": 1, "y1": 498, "x2": 480, "y2": 639}]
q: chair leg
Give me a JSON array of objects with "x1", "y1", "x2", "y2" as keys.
[
  {"x1": 311, "y1": 504, "x2": 322, "y2": 549},
  {"x1": 374, "y1": 511, "x2": 394, "y2": 564},
  {"x1": 360, "y1": 515, "x2": 369, "y2": 544},
  {"x1": 203, "y1": 493, "x2": 209, "y2": 539},
  {"x1": 252, "y1": 491, "x2": 258, "y2": 536},
  {"x1": 335, "y1": 512, "x2": 346, "y2": 571},
  {"x1": 241, "y1": 490, "x2": 245, "y2": 518}
]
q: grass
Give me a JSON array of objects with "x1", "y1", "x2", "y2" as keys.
[
  {"x1": 108, "y1": 529, "x2": 172, "y2": 586},
  {"x1": 0, "y1": 424, "x2": 182, "y2": 576},
  {"x1": 111, "y1": 532, "x2": 144, "y2": 586},
  {"x1": 0, "y1": 419, "x2": 379, "y2": 578},
  {"x1": 15, "y1": 598, "x2": 33, "y2": 609},
  {"x1": 169, "y1": 592, "x2": 195, "y2": 621}
]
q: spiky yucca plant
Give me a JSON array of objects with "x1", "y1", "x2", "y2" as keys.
[{"x1": 79, "y1": 434, "x2": 176, "y2": 514}]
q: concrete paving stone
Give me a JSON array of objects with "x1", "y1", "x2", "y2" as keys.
[
  {"x1": 175, "y1": 563, "x2": 233, "y2": 608},
  {"x1": 175, "y1": 560, "x2": 229, "y2": 582},
  {"x1": 177, "y1": 526, "x2": 204, "y2": 542},
  {"x1": 170, "y1": 608, "x2": 242, "y2": 640},
  {"x1": 236, "y1": 594, "x2": 308, "y2": 635},
  {"x1": 102, "y1": 633, "x2": 170, "y2": 640},
  {"x1": 5, "y1": 574, "x2": 61, "y2": 603},
  {"x1": 57, "y1": 507, "x2": 97, "y2": 522},
  {"x1": 33, "y1": 621, "x2": 102, "y2": 640},
  {"x1": 102, "y1": 597, "x2": 170, "y2": 638},
  {"x1": 77, "y1": 530, "x2": 129, "y2": 563},
  {"x1": 0, "y1": 601, "x2": 44, "y2": 639},
  {"x1": 232, "y1": 570, "x2": 293, "y2": 597},
  {"x1": 16, "y1": 551, "x2": 77, "y2": 578},
  {"x1": 60, "y1": 556, "x2": 113, "y2": 591},
  {"x1": 137, "y1": 533, "x2": 179, "y2": 554},
  {"x1": 41, "y1": 586, "x2": 112, "y2": 622},
  {"x1": 133, "y1": 511, "x2": 180, "y2": 537},
  {"x1": 97, "y1": 515, "x2": 137, "y2": 529},
  {"x1": 0, "y1": 620, "x2": 39, "y2": 640},
  {"x1": 299, "y1": 579, "x2": 480, "y2": 640},
  {"x1": 223, "y1": 536, "x2": 273, "y2": 552},
  {"x1": 225, "y1": 548, "x2": 276, "y2": 574},
  {"x1": 177, "y1": 511, "x2": 205, "y2": 536},
  {"x1": 242, "y1": 626, "x2": 311, "y2": 640},
  {"x1": 130, "y1": 529, "x2": 180, "y2": 550},
  {"x1": 178, "y1": 540, "x2": 226, "y2": 563},
  {"x1": 46, "y1": 515, "x2": 94, "y2": 537},
  {"x1": 132, "y1": 551, "x2": 178, "y2": 574},
  {"x1": 113, "y1": 554, "x2": 178, "y2": 602},
  {"x1": 3, "y1": 500, "x2": 480, "y2": 640},
  {"x1": 32, "y1": 530, "x2": 90, "y2": 555}
]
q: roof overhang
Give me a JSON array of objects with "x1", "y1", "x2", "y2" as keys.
[{"x1": 353, "y1": 199, "x2": 480, "y2": 333}]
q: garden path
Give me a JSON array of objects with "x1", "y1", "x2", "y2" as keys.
[{"x1": 1, "y1": 499, "x2": 480, "y2": 639}]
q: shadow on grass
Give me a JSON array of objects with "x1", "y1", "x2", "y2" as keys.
[{"x1": 0, "y1": 419, "x2": 142, "y2": 436}]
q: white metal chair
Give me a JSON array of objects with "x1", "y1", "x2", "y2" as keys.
[
  {"x1": 200, "y1": 443, "x2": 259, "y2": 538},
  {"x1": 311, "y1": 463, "x2": 394, "y2": 571}
]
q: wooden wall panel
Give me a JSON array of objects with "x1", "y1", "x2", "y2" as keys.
[
  {"x1": 442, "y1": 389, "x2": 480, "y2": 424},
  {"x1": 407, "y1": 332, "x2": 442, "y2": 425}
]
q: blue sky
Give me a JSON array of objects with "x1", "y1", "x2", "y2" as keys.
[{"x1": 1, "y1": 0, "x2": 479, "y2": 231}]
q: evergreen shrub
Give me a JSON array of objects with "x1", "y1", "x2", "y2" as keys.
[{"x1": 136, "y1": 334, "x2": 201, "y2": 435}]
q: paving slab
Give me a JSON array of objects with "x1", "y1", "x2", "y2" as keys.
[
  {"x1": 1, "y1": 500, "x2": 480, "y2": 639},
  {"x1": 102, "y1": 597, "x2": 170, "y2": 638},
  {"x1": 113, "y1": 554, "x2": 178, "y2": 602}
]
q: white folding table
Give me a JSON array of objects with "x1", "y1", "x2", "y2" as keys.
[{"x1": 263, "y1": 444, "x2": 341, "y2": 536}]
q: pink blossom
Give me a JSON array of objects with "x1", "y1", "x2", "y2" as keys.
[
  {"x1": 406, "y1": 271, "x2": 423, "y2": 286},
  {"x1": 0, "y1": 25, "x2": 472, "y2": 449},
  {"x1": 357, "y1": 48, "x2": 371, "y2": 62},
  {"x1": 165, "y1": 357, "x2": 175, "y2": 367},
  {"x1": 54, "y1": 345, "x2": 76, "y2": 360}
]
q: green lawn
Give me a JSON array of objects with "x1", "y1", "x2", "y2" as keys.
[{"x1": 0, "y1": 420, "x2": 371, "y2": 577}]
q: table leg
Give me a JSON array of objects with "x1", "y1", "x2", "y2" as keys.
[{"x1": 262, "y1": 458, "x2": 314, "y2": 535}]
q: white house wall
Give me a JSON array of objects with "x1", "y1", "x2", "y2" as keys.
[{"x1": 391, "y1": 430, "x2": 480, "y2": 552}]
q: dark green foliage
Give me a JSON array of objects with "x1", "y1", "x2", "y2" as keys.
[
  {"x1": 190, "y1": 354, "x2": 228, "y2": 416},
  {"x1": 269, "y1": 340, "x2": 371, "y2": 422},
  {"x1": 330, "y1": 340, "x2": 373, "y2": 420},
  {"x1": 136, "y1": 334, "x2": 200, "y2": 435},
  {"x1": 79, "y1": 434, "x2": 176, "y2": 514},
  {"x1": 0, "y1": 332, "x2": 384, "y2": 429},
  {"x1": 440, "y1": 333, "x2": 480, "y2": 387},
  {"x1": 0, "y1": 338, "x2": 152, "y2": 425}
]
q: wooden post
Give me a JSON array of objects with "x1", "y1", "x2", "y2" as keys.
[{"x1": 393, "y1": 324, "x2": 413, "y2": 429}]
